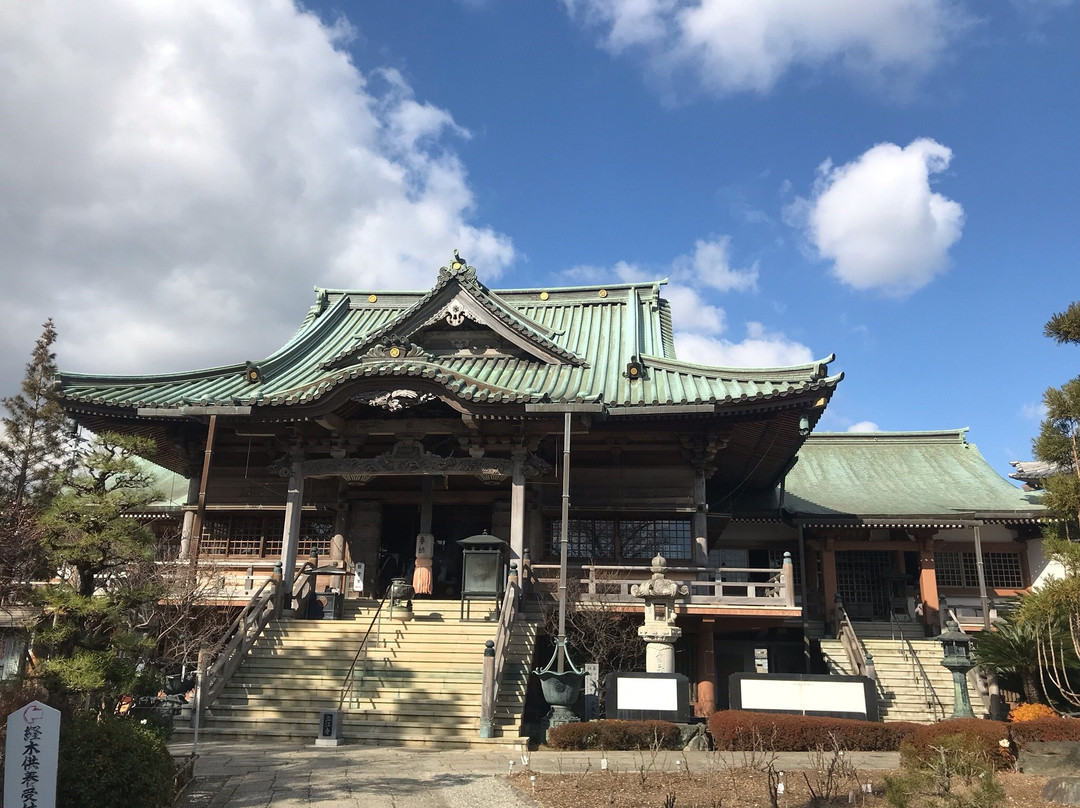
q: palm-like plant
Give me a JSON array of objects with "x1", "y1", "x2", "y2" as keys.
[{"x1": 971, "y1": 610, "x2": 1077, "y2": 705}]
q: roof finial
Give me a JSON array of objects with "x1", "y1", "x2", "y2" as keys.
[{"x1": 439, "y1": 249, "x2": 475, "y2": 283}]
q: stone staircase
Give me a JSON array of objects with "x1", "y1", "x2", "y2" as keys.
[
  {"x1": 820, "y1": 625, "x2": 959, "y2": 723},
  {"x1": 182, "y1": 598, "x2": 539, "y2": 748}
]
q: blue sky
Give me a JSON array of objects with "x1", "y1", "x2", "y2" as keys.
[{"x1": 0, "y1": 1, "x2": 1076, "y2": 480}]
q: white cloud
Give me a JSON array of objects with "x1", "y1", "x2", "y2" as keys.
[
  {"x1": 675, "y1": 322, "x2": 814, "y2": 368},
  {"x1": 1020, "y1": 402, "x2": 1048, "y2": 421},
  {"x1": 0, "y1": 0, "x2": 512, "y2": 387},
  {"x1": 563, "y1": 0, "x2": 966, "y2": 95},
  {"x1": 673, "y1": 237, "x2": 758, "y2": 292},
  {"x1": 798, "y1": 139, "x2": 964, "y2": 296},
  {"x1": 847, "y1": 421, "x2": 880, "y2": 432}
]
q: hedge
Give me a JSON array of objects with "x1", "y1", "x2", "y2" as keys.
[
  {"x1": 57, "y1": 714, "x2": 175, "y2": 808},
  {"x1": 1008, "y1": 715, "x2": 1080, "y2": 745},
  {"x1": 546, "y1": 719, "x2": 683, "y2": 750},
  {"x1": 708, "y1": 710, "x2": 916, "y2": 752}
]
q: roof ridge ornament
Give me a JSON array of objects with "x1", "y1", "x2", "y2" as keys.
[{"x1": 439, "y1": 249, "x2": 475, "y2": 282}]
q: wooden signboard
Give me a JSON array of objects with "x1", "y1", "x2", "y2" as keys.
[{"x1": 4, "y1": 701, "x2": 59, "y2": 808}]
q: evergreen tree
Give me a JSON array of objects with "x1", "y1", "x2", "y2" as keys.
[
  {"x1": 1019, "y1": 299, "x2": 1080, "y2": 707},
  {"x1": 34, "y1": 432, "x2": 162, "y2": 707},
  {"x1": 0, "y1": 319, "x2": 68, "y2": 507},
  {"x1": 1045, "y1": 300, "x2": 1080, "y2": 346}
]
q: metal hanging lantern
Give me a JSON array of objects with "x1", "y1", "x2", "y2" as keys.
[{"x1": 388, "y1": 576, "x2": 414, "y2": 622}]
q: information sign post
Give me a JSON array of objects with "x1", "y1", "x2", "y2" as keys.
[{"x1": 4, "y1": 700, "x2": 59, "y2": 808}]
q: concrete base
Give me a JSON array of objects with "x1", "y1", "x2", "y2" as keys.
[{"x1": 314, "y1": 738, "x2": 344, "y2": 747}]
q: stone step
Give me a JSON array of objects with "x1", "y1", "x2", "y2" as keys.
[{"x1": 173, "y1": 724, "x2": 528, "y2": 749}]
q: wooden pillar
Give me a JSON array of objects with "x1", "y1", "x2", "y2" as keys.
[
  {"x1": 510, "y1": 449, "x2": 526, "y2": 562},
  {"x1": 917, "y1": 532, "x2": 939, "y2": 628},
  {"x1": 330, "y1": 483, "x2": 347, "y2": 564},
  {"x1": 822, "y1": 538, "x2": 838, "y2": 624},
  {"x1": 692, "y1": 465, "x2": 709, "y2": 566},
  {"x1": 179, "y1": 477, "x2": 199, "y2": 560},
  {"x1": 695, "y1": 620, "x2": 716, "y2": 717},
  {"x1": 279, "y1": 458, "x2": 304, "y2": 597}
]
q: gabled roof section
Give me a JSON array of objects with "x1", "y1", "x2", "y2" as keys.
[
  {"x1": 784, "y1": 429, "x2": 1044, "y2": 525},
  {"x1": 322, "y1": 255, "x2": 585, "y2": 369},
  {"x1": 56, "y1": 255, "x2": 843, "y2": 415}
]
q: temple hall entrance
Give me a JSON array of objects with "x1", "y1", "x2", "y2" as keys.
[
  {"x1": 377, "y1": 502, "x2": 490, "y2": 598},
  {"x1": 836, "y1": 550, "x2": 894, "y2": 620}
]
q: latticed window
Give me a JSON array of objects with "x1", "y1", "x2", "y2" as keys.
[
  {"x1": 298, "y1": 517, "x2": 334, "y2": 557},
  {"x1": 935, "y1": 551, "x2": 1025, "y2": 589},
  {"x1": 199, "y1": 512, "x2": 332, "y2": 558},
  {"x1": 548, "y1": 519, "x2": 615, "y2": 559},
  {"x1": 547, "y1": 517, "x2": 691, "y2": 561}
]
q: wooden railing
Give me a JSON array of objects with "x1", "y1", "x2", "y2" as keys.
[
  {"x1": 480, "y1": 569, "x2": 521, "y2": 739},
  {"x1": 195, "y1": 561, "x2": 316, "y2": 718},
  {"x1": 529, "y1": 560, "x2": 795, "y2": 607}
]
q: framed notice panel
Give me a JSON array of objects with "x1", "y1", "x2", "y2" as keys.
[
  {"x1": 605, "y1": 672, "x2": 691, "y2": 722},
  {"x1": 729, "y1": 673, "x2": 878, "y2": 722}
]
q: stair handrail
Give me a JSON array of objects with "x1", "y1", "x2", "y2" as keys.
[
  {"x1": 480, "y1": 570, "x2": 521, "y2": 737},
  {"x1": 890, "y1": 610, "x2": 946, "y2": 721},
  {"x1": 834, "y1": 596, "x2": 876, "y2": 681},
  {"x1": 200, "y1": 567, "x2": 286, "y2": 713},
  {"x1": 337, "y1": 591, "x2": 389, "y2": 711}
]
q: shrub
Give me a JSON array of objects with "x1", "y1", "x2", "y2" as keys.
[
  {"x1": 57, "y1": 714, "x2": 175, "y2": 808},
  {"x1": 901, "y1": 719, "x2": 1014, "y2": 770},
  {"x1": 546, "y1": 719, "x2": 682, "y2": 750},
  {"x1": 1008, "y1": 702, "x2": 1059, "y2": 722},
  {"x1": 1008, "y1": 715, "x2": 1080, "y2": 745},
  {"x1": 708, "y1": 710, "x2": 915, "y2": 751}
]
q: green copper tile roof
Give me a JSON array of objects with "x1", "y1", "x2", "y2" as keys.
[
  {"x1": 784, "y1": 430, "x2": 1044, "y2": 523},
  {"x1": 58, "y1": 265, "x2": 842, "y2": 413}
]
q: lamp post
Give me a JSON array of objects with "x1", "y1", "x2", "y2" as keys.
[
  {"x1": 938, "y1": 620, "x2": 976, "y2": 719},
  {"x1": 533, "y1": 411, "x2": 584, "y2": 735}
]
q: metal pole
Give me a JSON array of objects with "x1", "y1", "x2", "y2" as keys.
[
  {"x1": 972, "y1": 523, "x2": 991, "y2": 630},
  {"x1": 557, "y1": 411, "x2": 571, "y2": 674}
]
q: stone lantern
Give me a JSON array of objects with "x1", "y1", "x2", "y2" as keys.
[
  {"x1": 631, "y1": 554, "x2": 689, "y2": 673},
  {"x1": 938, "y1": 620, "x2": 976, "y2": 719}
]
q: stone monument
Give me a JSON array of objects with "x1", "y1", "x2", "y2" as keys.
[{"x1": 631, "y1": 554, "x2": 689, "y2": 673}]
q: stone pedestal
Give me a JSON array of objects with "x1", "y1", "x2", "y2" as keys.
[{"x1": 631, "y1": 555, "x2": 689, "y2": 674}]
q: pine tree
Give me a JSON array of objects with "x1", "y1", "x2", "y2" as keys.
[
  {"x1": 1045, "y1": 300, "x2": 1080, "y2": 346},
  {"x1": 1019, "y1": 299, "x2": 1080, "y2": 707},
  {"x1": 0, "y1": 319, "x2": 68, "y2": 507},
  {"x1": 34, "y1": 432, "x2": 163, "y2": 706}
]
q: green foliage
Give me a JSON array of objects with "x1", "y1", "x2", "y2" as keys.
[
  {"x1": 546, "y1": 719, "x2": 682, "y2": 750},
  {"x1": 33, "y1": 432, "x2": 163, "y2": 705},
  {"x1": 1045, "y1": 301, "x2": 1080, "y2": 345},
  {"x1": 0, "y1": 319, "x2": 68, "y2": 508},
  {"x1": 56, "y1": 714, "x2": 175, "y2": 808},
  {"x1": 971, "y1": 609, "x2": 1076, "y2": 704},
  {"x1": 888, "y1": 733, "x2": 1006, "y2": 808}
]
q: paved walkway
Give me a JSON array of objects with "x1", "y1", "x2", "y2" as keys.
[{"x1": 172, "y1": 742, "x2": 901, "y2": 808}]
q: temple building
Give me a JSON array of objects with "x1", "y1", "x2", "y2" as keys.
[{"x1": 55, "y1": 254, "x2": 1044, "y2": 728}]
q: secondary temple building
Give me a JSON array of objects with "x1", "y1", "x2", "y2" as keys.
[{"x1": 56, "y1": 254, "x2": 1044, "y2": 716}]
